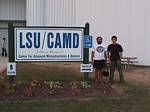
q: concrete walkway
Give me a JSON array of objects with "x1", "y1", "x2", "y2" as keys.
[{"x1": 0, "y1": 56, "x2": 8, "y2": 74}]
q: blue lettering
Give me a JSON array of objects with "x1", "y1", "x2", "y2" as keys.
[
  {"x1": 73, "y1": 33, "x2": 79, "y2": 48},
  {"x1": 63, "y1": 33, "x2": 71, "y2": 48},
  {"x1": 26, "y1": 32, "x2": 32, "y2": 48},
  {"x1": 19, "y1": 32, "x2": 80, "y2": 49},
  {"x1": 55, "y1": 33, "x2": 61, "y2": 48},
  {"x1": 34, "y1": 32, "x2": 40, "y2": 48},
  {"x1": 19, "y1": 32, "x2": 25, "y2": 48},
  {"x1": 47, "y1": 32, "x2": 54, "y2": 48}
]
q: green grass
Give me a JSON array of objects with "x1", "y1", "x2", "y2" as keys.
[
  {"x1": 15, "y1": 63, "x2": 84, "y2": 82},
  {"x1": 1, "y1": 63, "x2": 150, "y2": 112},
  {"x1": 1, "y1": 83, "x2": 148, "y2": 112},
  {"x1": 0, "y1": 100, "x2": 128, "y2": 112},
  {"x1": 1, "y1": 83, "x2": 150, "y2": 112}
]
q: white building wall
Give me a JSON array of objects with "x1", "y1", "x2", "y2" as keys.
[
  {"x1": 45, "y1": 0, "x2": 76, "y2": 26},
  {"x1": 26, "y1": 0, "x2": 44, "y2": 26},
  {"x1": 26, "y1": 0, "x2": 76, "y2": 26},
  {"x1": 26, "y1": 0, "x2": 150, "y2": 65},
  {"x1": 88, "y1": 0, "x2": 150, "y2": 66},
  {"x1": 0, "y1": 0, "x2": 26, "y2": 20}
]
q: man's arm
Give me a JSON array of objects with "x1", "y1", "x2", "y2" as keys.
[
  {"x1": 1, "y1": 40, "x2": 4, "y2": 48},
  {"x1": 91, "y1": 51, "x2": 94, "y2": 64},
  {"x1": 104, "y1": 51, "x2": 107, "y2": 60},
  {"x1": 119, "y1": 45, "x2": 123, "y2": 58},
  {"x1": 107, "y1": 45, "x2": 111, "y2": 61},
  {"x1": 119, "y1": 52, "x2": 123, "y2": 59}
]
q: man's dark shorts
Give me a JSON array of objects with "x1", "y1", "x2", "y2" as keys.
[{"x1": 93, "y1": 60, "x2": 105, "y2": 69}]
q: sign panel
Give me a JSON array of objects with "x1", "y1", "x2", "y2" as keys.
[
  {"x1": 15, "y1": 28, "x2": 84, "y2": 61},
  {"x1": 7, "y1": 63, "x2": 16, "y2": 75},
  {"x1": 80, "y1": 64, "x2": 93, "y2": 72},
  {"x1": 84, "y1": 35, "x2": 92, "y2": 48}
]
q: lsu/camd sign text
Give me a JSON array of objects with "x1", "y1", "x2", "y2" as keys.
[{"x1": 15, "y1": 28, "x2": 84, "y2": 61}]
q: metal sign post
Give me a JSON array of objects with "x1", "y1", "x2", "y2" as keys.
[
  {"x1": 83, "y1": 23, "x2": 90, "y2": 81},
  {"x1": 8, "y1": 23, "x2": 15, "y2": 84}
]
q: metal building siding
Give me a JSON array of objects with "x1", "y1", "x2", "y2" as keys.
[
  {"x1": 75, "y1": 0, "x2": 92, "y2": 27},
  {"x1": 0, "y1": 0, "x2": 26, "y2": 20},
  {"x1": 87, "y1": 0, "x2": 150, "y2": 66},
  {"x1": 26, "y1": 0, "x2": 76, "y2": 26},
  {"x1": 45, "y1": 0, "x2": 76, "y2": 26},
  {"x1": 26, "y1": 0, "x2": 44, "y2": 26},
  {"x1": 26, "y1": 0, "x2": 150, "y2": 65}
]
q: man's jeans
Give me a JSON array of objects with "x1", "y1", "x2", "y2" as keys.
[
  {"x1": 2, "y1": 48, "x2": 7, "y2": 56},
  {"x1": 109, "y1": 60, "x2": 124, "y2": 83}
]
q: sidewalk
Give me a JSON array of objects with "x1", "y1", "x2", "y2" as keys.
[{"x1": 0, "y1": 56, "x2": 8, "y2": 74}]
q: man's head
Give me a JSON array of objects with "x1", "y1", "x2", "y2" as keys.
[
  {"x1": 2, "y1": 38, "x2": 6, "y2": 41},
  {"x1": 96, "y1": 36, "x2": 102, "y2": 44},
  {"x1": 111, "y1": 36, "x2": 117, "y2": 44}
]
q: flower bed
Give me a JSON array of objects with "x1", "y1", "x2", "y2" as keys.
[{"x1": 0, "y1": 80, "x2": 125, "y2": 101}]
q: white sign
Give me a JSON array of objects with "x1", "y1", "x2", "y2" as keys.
[
  {"x1": 7, "y1": 63, "x2": 16, "y2": 75},
  {"x1": 80, "y1": 64, "x2": 93, "y2": 72},
  {"x1": 15, "y1": 28, "x2": 84, "y2": 61}
]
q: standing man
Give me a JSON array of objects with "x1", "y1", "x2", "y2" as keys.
[
  {"x1": 107, "y1": 36, "x2": 124, "y2": 84},
  {"x1": 1, "y1": 37, "x2": 7, "y2": 56},
  {"x1": 91, "y1": 36, "x2": 107, "y2": 83}
]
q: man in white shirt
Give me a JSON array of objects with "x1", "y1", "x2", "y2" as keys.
[
  {"x1": 1, "y1": 37, "x2": 7, "y2": 56},
  {"x1": 91, "y1": 36, "x2": 107, "y2": 83}
]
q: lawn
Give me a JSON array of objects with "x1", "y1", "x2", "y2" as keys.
[
  {"x1": 0, "y1": 63, "x2": 150, "y2": 112},
  {"x1": 0, "y1": 83, "x2": 150, "y2": 112},
  {"x1": 15, "y1": 62, "x2": 84, "y2": 82}
]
